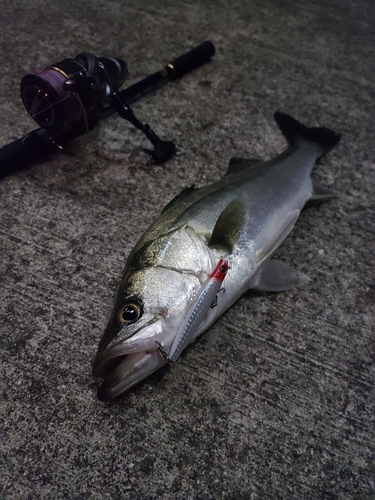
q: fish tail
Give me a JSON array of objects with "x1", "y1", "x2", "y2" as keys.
[{"x1": 274, "y1": 112, "x2": 341, "y2": 156}]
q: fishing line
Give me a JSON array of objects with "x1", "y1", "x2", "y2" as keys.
[
  {"x1": 74, "y1": 92, "x2": 90, "y2": 142},
  {"x1": 29, "y1": 93, "x2": 71, "y2": 120},
  {"x1": 21, "y1": 67, "x2": 84, "y2": 132}
]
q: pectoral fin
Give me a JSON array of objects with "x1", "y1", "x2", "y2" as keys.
[
  {"x1": 210, "y1": 200, "x2": 246, "y2": 253},
  {"x1": 250, "y1": 259, "x2": 310, "y2": 291}
]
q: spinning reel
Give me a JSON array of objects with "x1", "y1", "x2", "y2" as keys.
[
  {"x1": 20, "y1": 52, "x2": 175, "y2": 163},
  {"x1": 0, "y1": 41, "x2": 215, "y2": 176}
]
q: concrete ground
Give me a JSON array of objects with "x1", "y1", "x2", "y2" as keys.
[{"x1": 1, "y1": 0, "x2": 374, "y2": 498}]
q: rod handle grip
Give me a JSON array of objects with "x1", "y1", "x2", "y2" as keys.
[
  {"x1": 0, "y1": 130, "x2": 52, "y2": 177},
  {"x1": 169, "y1": 41, "x2": 215, "y2": 80}
]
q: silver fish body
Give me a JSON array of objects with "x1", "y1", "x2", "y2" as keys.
[{"x1": 92, "y1": 112, "x2": 341, "y2": 401}]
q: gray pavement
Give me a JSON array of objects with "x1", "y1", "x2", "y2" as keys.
[{"x1": 1, "y1": 0, "x2": 374, "y2": 498}]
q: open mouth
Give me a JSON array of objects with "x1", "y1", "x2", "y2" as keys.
[
  {"x1": 93, "y1": 348, "x2": 167, "y2": 402},
  {"x1": 92, "y1": 342, "x2": 167, "y2": 402},
  {"x1": 92, "y1": 316, "x2": 169, "y2": 401}
]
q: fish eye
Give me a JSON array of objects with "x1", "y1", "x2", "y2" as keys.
[{"x1": 115, "y1": 301, "x2": 142, "y2": 325}]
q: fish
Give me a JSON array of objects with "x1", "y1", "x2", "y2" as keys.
[{"x1": 92, "y1": 112, "x2": 341, "y2": 401}]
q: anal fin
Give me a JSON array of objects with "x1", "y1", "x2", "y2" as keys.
[{"x1": 251, "y1": 259, "x2": 310, "y2": 292}]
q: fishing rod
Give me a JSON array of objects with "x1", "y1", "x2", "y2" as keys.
[{"x1": 0, "y1": 41, "x2": 215, "y2": 177}]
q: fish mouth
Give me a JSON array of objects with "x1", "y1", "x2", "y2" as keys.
[
  {"x1": 92, "y1": 318, "x2": 168, "y2": 401},
  {"x1": 93, "y1": 347, "x2": 167, "y2": 402}
]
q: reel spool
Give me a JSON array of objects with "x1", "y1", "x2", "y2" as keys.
[{"x1": 21, "y1": 54, "x2": 128, "y2": 131}]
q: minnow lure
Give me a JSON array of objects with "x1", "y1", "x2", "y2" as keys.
[{"x1": 166, "y1": 258, "x2": 229, "y2": 363}]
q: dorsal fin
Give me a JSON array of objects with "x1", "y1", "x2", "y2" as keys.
[
  {"x1": 210, "y1": 200, "x2": 246, "y2": 253},
  {"x1": 161, "y1": 185, "x2": 196, "y2": 214},
  {"x1": 225, "y1": 157, "x2": 263, "y2": 176}
]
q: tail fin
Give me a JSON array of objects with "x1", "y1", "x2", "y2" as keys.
[{"x1": 274, "y1": 112, "x2": 341, "y2": 156}]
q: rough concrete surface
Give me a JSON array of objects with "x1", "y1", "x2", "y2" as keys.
[{"x1": 1, "y1": 0, "x2": 374, "y2": 499}]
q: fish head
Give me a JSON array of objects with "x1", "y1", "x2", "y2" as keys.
[{"x1": 92, "y1": 224, "x2": 216, "y2": 401}]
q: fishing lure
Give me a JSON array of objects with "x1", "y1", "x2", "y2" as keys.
[{"x1": 165, "y1": 258, "x2": 229, "y2": 363}]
